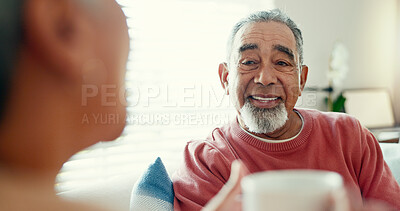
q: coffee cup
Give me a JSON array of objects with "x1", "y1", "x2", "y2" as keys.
[{"x1": 241, "y1": 170, "x2": 348, "y2": 211}]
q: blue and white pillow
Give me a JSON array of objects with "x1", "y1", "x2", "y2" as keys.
[
  {"x1": 130, "y1": 157, "x2": 174, "y2": 211},
  {"x1": 380, "y1": 143, "x2": 400, "y2": 184}
]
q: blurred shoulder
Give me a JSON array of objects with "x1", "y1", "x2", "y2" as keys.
[{"x1": 0, "y1": 176, "x2": 111, "y2": 211}]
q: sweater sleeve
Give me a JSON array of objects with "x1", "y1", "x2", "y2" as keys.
[
  {"x1": 172, "y1": 140, "x2": 234, "y2": 211},
  {"x1": 357, "y1": 127, "x2": 400, "y2": 210}
]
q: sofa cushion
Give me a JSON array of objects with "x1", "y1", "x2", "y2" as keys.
[
  {"x1": 130, "y1": 157, "x2": 174, "y2": 211},
  {"x1": 380, "y1": 143, "x2": 400, "y2": 184}
]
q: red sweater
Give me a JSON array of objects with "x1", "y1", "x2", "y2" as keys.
[{"x1": 172, "y1": 108, "x2": 400, "y2": 210}]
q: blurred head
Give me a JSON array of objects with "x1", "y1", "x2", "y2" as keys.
[
  {"x1": 218, "y1": 10, "x2": 308, "y2": 134},
  {"x1": 0, "y1": 0, "x2": 129, "y2": 148}
]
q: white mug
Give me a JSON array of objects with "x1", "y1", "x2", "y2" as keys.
[{"x1": 241, "y1": 170, "x2": 349, "y2": 211}]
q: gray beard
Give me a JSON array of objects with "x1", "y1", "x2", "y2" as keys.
[{"x1": 240, "y1": 99, "x2": 288, "y2": 134}]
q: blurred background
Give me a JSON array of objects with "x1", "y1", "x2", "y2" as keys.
[{"x1": 56, "y1": 0, "x2": 400, "y2": 209}]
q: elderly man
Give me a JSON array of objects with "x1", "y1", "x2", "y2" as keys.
[
  {"x1": 172, "y1": 9, "x2": 400, "y2": 210},
  {"x1": 0, "y1": 0, "x2": 129, "y2": 210}
]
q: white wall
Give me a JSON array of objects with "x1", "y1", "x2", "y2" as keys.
[
  {"x1": 274, "y1": 0, "x2": 398, "y2": 114},
  {"x1": 394, "y1": 1, "x2": 400, "y2": 123},
  {"x1": 395, "y1": 65, "x2": 400, "y2": 123}
]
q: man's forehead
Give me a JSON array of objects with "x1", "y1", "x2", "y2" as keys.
[{"x1": 233, "y1": 21, "x2": 297, "y2": 53}]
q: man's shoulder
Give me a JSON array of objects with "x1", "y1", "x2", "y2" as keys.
[
  {"x1": 297, "y1": 108, "x2": 372, "y2": 148},
  {"x1": 296, "y1": 108, "x2": 365, "y2": 136},
  {"x1": 297, "y1": 108, "x2": 359, "y2": 125},
  {"x1": 186, "y1": 121, "x2": 237, "y2": 155}
]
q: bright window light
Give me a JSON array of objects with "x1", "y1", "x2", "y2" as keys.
[{"x1": 56, "y1": 0, "x2": 274, "y2": 193}]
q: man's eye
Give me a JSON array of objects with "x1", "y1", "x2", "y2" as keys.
[
  {"x1": 239, "y1": 60, "x2": 258, "y2": 71},
  {"x1": 276, "y1": 61, "x2": 289, "y2": 66},
  {"x1": 242, "y1": 60, "x2": 257, "y2": 65}
]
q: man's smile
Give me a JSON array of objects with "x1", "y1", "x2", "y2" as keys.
[{"x1": 249, "y1": 94, "x2": 282, "y2": 108}]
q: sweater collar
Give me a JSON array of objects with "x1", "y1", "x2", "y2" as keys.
[{"x1": 230, "y1": 108, "x2": 313, "y2": 152}]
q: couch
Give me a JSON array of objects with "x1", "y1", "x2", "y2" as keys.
[{"x1": 58, "y1": 143, "x2": 400, "y2": 211}]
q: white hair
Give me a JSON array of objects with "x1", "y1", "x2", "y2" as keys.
[
  {"x1": 226, "y1": 9, "x2": 304, "y2": 68},
  {"x1": 240, "y1": 99, "x2": 288, "y2": 134}
]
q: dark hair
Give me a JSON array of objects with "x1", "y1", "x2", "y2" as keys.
[{"x1": 0, "y1": 0, "x2": 24, "y2": 118}]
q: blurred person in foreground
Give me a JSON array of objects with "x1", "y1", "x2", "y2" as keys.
[
  {"x1": 0, "y1": 0, "x2": 129, "y2": 210},
  {"x1": 172, "y1": 9, "x2": 400, "y2": 211}
]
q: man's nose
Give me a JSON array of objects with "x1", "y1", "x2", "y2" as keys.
[{"x1": 254, "y1": 64, "x2": 278, "y2": 86}]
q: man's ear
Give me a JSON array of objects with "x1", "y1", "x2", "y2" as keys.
[
  {"x1": 218, "y1": 63, "x2": 229, "y2": 95},
  {"x1": 23, "y1": 0, "x2": 95, "y2": 80},
  {"x1": 299, "y1": 65, "x2": 309, "y2": 96}
]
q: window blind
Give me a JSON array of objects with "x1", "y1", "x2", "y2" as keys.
[{"x1": 56, "y1": 0, "x2": 274, "y2": 193}]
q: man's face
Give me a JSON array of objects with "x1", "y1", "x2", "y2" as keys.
[{"x1": 223, "y1": 21, "x2": 307, "y2": 133}]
